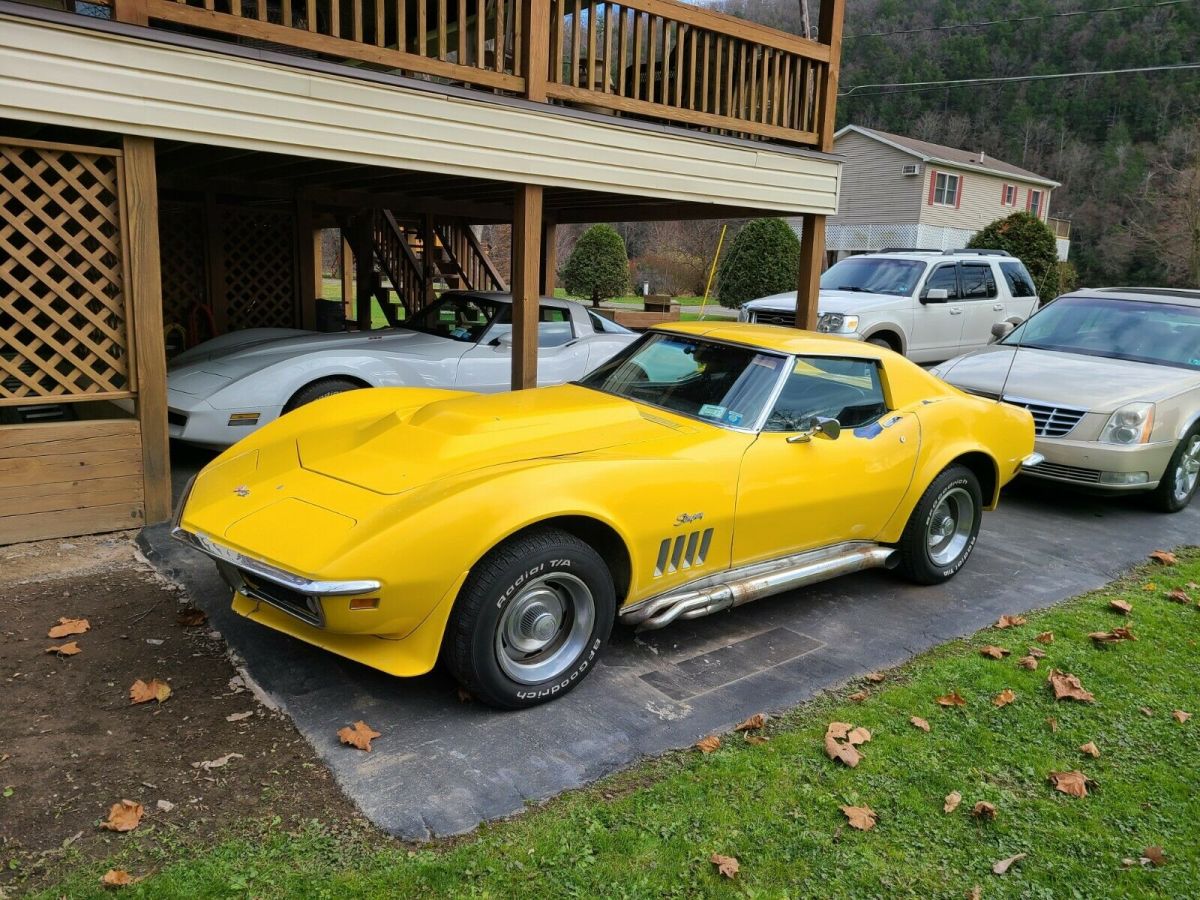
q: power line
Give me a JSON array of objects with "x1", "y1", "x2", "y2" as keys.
[
  {"x1": 845, "y1": 0, "x2": 1195, "y2": 40},
  {"x1": 840, "y1": 62, "x2": 1200, "y2": 97}
]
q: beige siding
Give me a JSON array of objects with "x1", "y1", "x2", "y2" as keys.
[
  {"x1": 0, "y1": 14, "x2": 840, "y2": 216},
  {"x1": 826, "y1": 130, "x2": 925, "y2": 225},
  {"x1": 919, "y1": 166, "x2": 1052, "y2": 231}
]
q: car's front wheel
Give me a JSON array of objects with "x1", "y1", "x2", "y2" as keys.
[
  {"x1": 284, "y1": 377, "x2": 364, "y2": 413},
  {"x1": 895, "y1": 464, "x2": 983, "y2": 584},
  {"x1": 1149, "y1": 428, "x2": 1200, "y2": 513},
  {"x1": 445, "y1": 527, "x2": 616, "y2": 709}
]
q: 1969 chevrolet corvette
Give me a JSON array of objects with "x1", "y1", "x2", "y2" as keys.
[{"x1": 175, "y1": 323, "x2": 1036, "y2": 708}]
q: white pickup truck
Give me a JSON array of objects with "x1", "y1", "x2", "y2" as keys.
[{"x1": 738, "y1": 249, "x2": 1041, "y2": 364}]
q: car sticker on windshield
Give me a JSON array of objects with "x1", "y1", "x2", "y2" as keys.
[
  {"x1": 750, "y1": 354, "x2": 782, "y2": 370},
  {"x1": 725, "y1": 411, "x2": 744, "y2": 426},
  {"x1": 698, "y1": 404, "x2": 727, "y2": 420}
]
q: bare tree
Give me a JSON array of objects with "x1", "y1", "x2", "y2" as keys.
[{"x1": 1131, "y1": 125, "x2": 1200, "y2": 286}]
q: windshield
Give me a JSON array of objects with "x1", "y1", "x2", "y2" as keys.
[
  {"x1": 1002, "y1": 295, "x2": 1200, "y2": 370},
  {"x1": 819, "y1": 258, "x2": 927, "y2": 296},
  {"x1": 577, "y1": 333, "x2": 787, "y2": 429},
  {"x1": 404, "y1": 295, "x2": 504, "y2": 342}
]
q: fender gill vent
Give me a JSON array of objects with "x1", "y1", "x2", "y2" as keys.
[{"x1": 654, "y1": 528, "x2": 714, "y2": 577}]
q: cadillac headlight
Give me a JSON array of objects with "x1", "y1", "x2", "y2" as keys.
[
  {"x1": 816, "y1": 313, "x2": 860, "y2": 334},
  {"x1": 1099, "y1": 402, "x2": 1155, "y2": 445}
]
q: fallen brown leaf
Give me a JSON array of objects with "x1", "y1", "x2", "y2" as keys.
[
  {"x1": 1035, "y1": 631, "x2": 1054, "y2": 644},
  {"x1": 826, "y1": 722, "x2": 853, "y2": 740},
  {"x1": 1165, "y1": 588, "x2": 1192, "y2": 604},
  {"x1": 1140, "y1": 706, "x2": 1154, "y2": 716},
  {"x1": 1049, "y1": 770, "x2": 1093, "y2": 798},
  {"x1": 1149, "y1": 549, "x2": 1178, "y2": 566},
  {"x1": 100, "y1": 800, "x2": 143, "y2": 832},
  {"x1": 967, "y1": 886, "x2": 982, "y2": 900},
  {"x1": 980, "y1": 645, "x2": 1011, "y2": 659},
  {"x1": 744, "y1": 734, "x2": 769, "y2": 746},
  {"x1": 943, "y1": 791, "x2": 962, "y2": 814},
  {"x1": 936, "y1": 690, "x2": 967, "y2": 707},
  {"x1": 995, "y1": 615, "x2": 1027, "y2": 629},
  {"x1": 45, "y1": 641, "x2": 81, "y2": 656},
  {"x1": 865, "y1": 672, "x2": 886, "y2": 683},
  {"x1": 972, "y1": 801, "x2": 997, "y2": 820},
  {"x1": 191, "y1": 752, "x2": 243, "y2": 771},
  {"x1": 848, "y1": 690, "x2": 869, "y2": 702},
  {"x1": 1027, "y1": 646, "x2": 1048, "y2": 658},
  {"x1": 992, "y1": 852, "x2": 1027, "y2": 875},
  {"x1": 1142, "y1": 846, "x2": 1167, "y2": 866},
  {"x1": 1047, "y1": 717, "x2": 1059, "y2": 732},
  {"x1": 129, "y1": 678, "x2": 172, "y2": 705},
  {"x1": 1109, "y1": 599, "x2": 1133, "y2": 615},
  {"x1": 47, "y1": 617, "x2": 89, "y2": 639},
  {"x1": 1080, "y1": 741, "x2": 1100, "y2": 758},
  {"x1": 840, "y1": 804, "x2": 877, "y2": 831},
  {"x1": 1173, "y1": 709, "x2": 1192, "y2": 723},
  {"x1": 176, "y1": 607, "x2": 208, "y2": 627},
  {"x1": 847, "y1": 726, "x2": 872, "y2": 746},
  {"x1": 993, "y1": 689, "x2": 1017, "y2": 708},
  {"x1": 734, "y1": 713, "x2": 766, "y2": 732},
  {"x1": 101, "y1": 869, "x2": 137, "y2": 887},
  {"x1": 1017, "y1": 655, "x2": 1039, "y2": 670},
  {"x1": 1048, "y1": 670, "x2": 1094, "y2": 702},
  {"x1": 1089, "y1": 626, "x2": 1137, "y2": 644},
  {"x1": 338, "y1": 721, "x2": 382, "y2": 752},
  {"x1": 709, "y1": 852, "x2": 739, "y2": 879},
  {"x1": 824, "y1": 733, "x2": 862, "y2": 768},
  {"x1": 910, "y1": 716, "x2": 931, "y2": 732},
  {"x1": 695, "y1": 735, "x2": 720, "y2": 754}
]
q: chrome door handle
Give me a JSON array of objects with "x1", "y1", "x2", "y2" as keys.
[
  {"x1": 992, "y1": 304, "x2": 1004, "y2": 311},
  {"x1": 949, "y1": 308, "x2": 963, "y2": 315}
]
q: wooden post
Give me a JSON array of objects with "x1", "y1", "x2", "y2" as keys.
[
  {"x1": 204, "y1": 191, "x2": 228, "y2": 334},
  {"x1": 421, "y1": 213, "x2": 437, "y2": 308},
  {"x1": 816, "y1": 0, "x2": 845, "y2": 152},
  {"x1": 795, "y1": 212, "x2": 825, "y2": 330},
  {"x1": 540, "y1": 219, "x2": 557, "y2": 296},
  {"x1": 511, "y1": 184, "x2": 544, "y2": 390},
  {"x1": 122, "y1": 135, "x2": 172, "y2": 523},
  {"x1": 113, "y1": 0, "x2": 149, "y2": 25},
  {"x1": 520, "y1": 0, "x2": 550, "y2": 101},
  {"x1": 295, "y1": 192, "x2": 320, "y2": 330},
  {"x1": 340, "y1": 233, "x2": 354, "y2": 319},
  {"x1": 353, "y1": 215, "x2": 374, "y2": 331}
]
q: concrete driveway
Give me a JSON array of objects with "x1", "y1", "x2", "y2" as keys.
[{"x1": 142, "y1": 473, "x2": 1199, "y2": 840}]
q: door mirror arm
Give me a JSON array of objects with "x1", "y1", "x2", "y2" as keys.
[{"x1": 786, "y1": 416, "x2": 842, "y2": 444}]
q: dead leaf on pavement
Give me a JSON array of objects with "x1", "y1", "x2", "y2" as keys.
[
  {"x1": 1047, "y1": 717, "x2": 1059, "y2": 732},
  {"x1": 980, "y1": 645, "x2": 1011, "y2": 659},
  {"x1": 695, "y1": 735, "x2": 721, "y2": 754},
  {"x1": 943, "y1": 791, "x2": 962, "y2": 814},
  {"x1": 45, "y1": 641, "x2": 81, "y2": 656},
  {"x1": 191, "y1": 752, "x2": 244, "y2": 771},
  {"x1": 100, "y1": 800, "x2": 143, "y2": 832},
  {"x1": 1173, "y1": 710, "x2": 1192, "y2": 723},
  {"x1": 847, "y1": 727, "x2": 872, "y2": 746},
  {"x1": 734, "y1": 713, "x2": 766, "y2": 732},
  {"x1": 1035, "y1": 631, "x2": 1054, "y2": 644},
  {"x1": 937, "y1": 690, "x2": 967, "y2": 707},
  {"x1": 1080, "y1": 741, "x2": 1100, "y2": 758},
  {"x1": 1089, "y1": 626, "x2": 1137, "y2": 644},
  {"x1": 1109, "y1": 599, "x2": 1132, "y2": 615},
  {"x1": 840, "y1": 804, "x2": 877, "y2": 831},
  {"x1": 972, "y1": 801, "x2": 997, "y2": 820},
  {"x1": 101, "y1": 869, "x2": 138, "y2": 887},
  {"x1": 995, "y1": 615, "x2": 1027, "y2": 629},
  {"x1": 47, "y1": 617, "x2": 89, "y2": 639},
  {"x1": 848, "y1": 690, "x2": 869, "y2": 702},
  {"x1": 1027, "y1": 646, "x2": 1048, "y2": 658},
  {"x1": 1017, "y1": 655, "x2": 1039, "y2": 670},
  {"x1": 993, "y1": 689, "x2": 1016, "y2": 708},
  {"x1": 1049, "y1": 770, "x2": 1094, "y2": 798},
  {"x1": 1149, "y1": 549, "x2": 1178, "y2": 566},
  {"x1": 129, "y1": 678, "x2": 172, "y2": 705},
  {"x1": 337, "y1": 721, "x2": 381, "y2": 752},
  {"x1": 709, "y1": 852, "x2": 739, "y2": 879},
  {"x1": 865, "y1": 672, "x2": 886, "y2": 683},
  {"x1": 992, "y1": 852, "x2": 1027, "y2": 875},
  {"x1": 1142, "y1": 846, "x2": 1167, "y2": 866},
  {"x1": 1165, "y1": 588, "x2": 1192, "y2": 604},
  {"x1": 176, "y1": 607, "x2": 208, "y2": 627},
  {"x1": 1048, "y1": 670, "x2": 1094, "y2": 702},
  {"x1": 910, "y1": 716, "x2": 931, "y2": 732}
]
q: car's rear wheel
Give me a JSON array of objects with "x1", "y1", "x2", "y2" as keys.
[
  {"x1": 445, "y1": 527, "x2": 616, "y2": 709},
  {"x1": 895, "y1": 464, "x2": 983, "y2": 584},
  {"x1": 1149, "y1": 428, "x2": 1200, "y2": 513},
  {"x1": 284, "y1": 377, "x2": 364, "y2": 413}
]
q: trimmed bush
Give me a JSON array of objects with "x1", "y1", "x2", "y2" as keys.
[
  {"x1": 716, "y1": 218, "x2": 801, "y2": 309},
  {"x1": 968, "y1": 212, "x2": 1061, "y2": 300},
  {"x1": 562, "y1": 224, "x2": 630, "y2": 307}
]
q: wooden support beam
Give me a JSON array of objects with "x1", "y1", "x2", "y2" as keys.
[
  {"x1": 204, "y1": 191, "x2": 228, "y2": 334},
  {"x1": 795, "y1": 212, "x2": 825, "y2": 330},
  {"x1": 511, "y1": 184, "x2": 544, "y2": 390},
  {"x1": 340, "y1": 234, "x2": 354, "y2": 319},
  {"x1": 112, "y1": 0, "x2": 148, "y2": 26},
  {"x1": 540, "y1": 219, "x2": 557, "y2": 296},
  {"x1": 520, "y1": 0, "x2": 550, "y2": 102},
  {"x1": 295, "y1": 192, "x2": 320, "y2": 330},
  {"x1": 816, "y1": 0, "x2": 845, "y2": 152},
  {"x1": 122, "y1": 135, "x2": 172, "y2": 524},
  {"x1": 420, "y1": 213, "x2": 437, "y2": 308},
  {"x1": 352, "y1": 215, "x2": 375, "y2": 331}
]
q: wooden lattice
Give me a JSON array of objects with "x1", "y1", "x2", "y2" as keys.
[
  {"x1": 159, "y1": 200, "x2": 207, "y2": 333},
  {"x1": 0, "y1": 141, "x2": 131, "y2": 405},
  {"x1": 220, "y1": 205, "x2": 297, "y2": 331}
]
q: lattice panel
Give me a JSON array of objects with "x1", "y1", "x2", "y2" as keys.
[
  {"x1": 220, "y1": 205, "x2": 297, "y2": 331},
  {"x1": 0, "y1": 142, "x2": 130, "y2": 403},
  {"x1": 159, "y1": 200, "x2": 207, "y2": 332}
]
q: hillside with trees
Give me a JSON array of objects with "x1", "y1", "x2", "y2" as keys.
[{"x1": 720, "y1": 0, "x2": 1200, "y2": 287}]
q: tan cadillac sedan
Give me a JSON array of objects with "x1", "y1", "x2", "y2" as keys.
[{"x1": 931, "y1": 287, "x2": 1200, "y2": 512}]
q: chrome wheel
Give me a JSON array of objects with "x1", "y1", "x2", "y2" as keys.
[
  {"x1": 1173, "y1": 435, "x2": 1200, "y2": 503},
  {"x1": 926, "y1": 487, "x2": 975, "y2": 567},
  {"x1": 495, "y1": 573, "x2": 595, "y2": 685}
]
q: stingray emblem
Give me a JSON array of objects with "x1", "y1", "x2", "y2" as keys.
[
  {"x1": 674, "y1": 512, "x2": 704, "y2": 526},
  {"x1": 234, "y1": 485, "x2": 251, "y2": 498}
]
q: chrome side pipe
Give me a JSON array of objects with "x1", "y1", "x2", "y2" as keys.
[{"x1": 620, "y1": 543, "x2": 897, "y2": 632}]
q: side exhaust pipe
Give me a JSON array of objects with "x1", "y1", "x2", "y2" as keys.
[{"x1": 621, "y1": 543, "x2": 897, "y2": 631}]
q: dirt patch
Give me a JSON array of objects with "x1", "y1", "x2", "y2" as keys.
[{"x1": 0, "y1": 536, "x2": 373, "y2": 891}]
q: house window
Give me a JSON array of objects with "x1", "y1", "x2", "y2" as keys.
[
  {"x1": 929, "y1": 171, "x2": 961, "y2": 207},
  {"x1": 1002, "y1": 184, "x2": 1017, "y2": 207},
  {"x1": 1028, "y1": 189, "x2": 1044, "y2": 218}
]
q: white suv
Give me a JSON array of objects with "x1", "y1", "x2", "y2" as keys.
[{"x1": 738, "y1": 249, "x2": 1041, "y2": 364}]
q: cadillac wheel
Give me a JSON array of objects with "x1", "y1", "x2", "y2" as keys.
[{"x1": 445, "y1": 527, "x2": 616, "y2": 709}]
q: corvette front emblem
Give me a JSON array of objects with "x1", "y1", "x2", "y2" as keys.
[{"x1": 234, "y1": 485, "x2": 250, "y2": 497}]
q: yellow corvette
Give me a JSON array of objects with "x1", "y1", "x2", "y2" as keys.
[{"x1": 175, "y1": 323, "x2": 1036, "y2": 708}]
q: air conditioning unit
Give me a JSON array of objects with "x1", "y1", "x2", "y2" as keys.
[{"x1": 901, "y1": 164, "x2": 921, "y2": 176}]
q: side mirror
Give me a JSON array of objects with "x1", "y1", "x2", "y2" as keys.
[
  {"x1": 786, "y1": 416, "x2": 842, "y2": 444},
  {"x1": 489, "y1": 331, "x2": 515, "y2": 349},
  {"x1": 922, "y1": 288, "x2": 950, "y2": 303},
  {"x1": 990, "y1": 321, "x2": 1016, "y2": 342}
]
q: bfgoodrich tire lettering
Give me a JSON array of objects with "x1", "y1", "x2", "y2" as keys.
[
  {"x1": 896, "y1": 464, "x2": 983, "y2": 584},
  {"x1": 446, "y1": 527, "x2": 616, "y2": 709}
]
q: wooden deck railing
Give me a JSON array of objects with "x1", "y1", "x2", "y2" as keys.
[
  {"x1": 100, "y1": 0, "x2": 839, "y2": 149},
  {"x1": 1048, "y1": 216, "x2": 1071, "y2": 239}
]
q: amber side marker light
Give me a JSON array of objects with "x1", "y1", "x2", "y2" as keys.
[{"x1": 348, "y1": 597, "x2": 381, "y2": 611}]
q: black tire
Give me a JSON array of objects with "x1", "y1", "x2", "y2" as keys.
[
  {"x1": 867, "y1": 336, "x2": 897, "y2": 353},
  {"x1": 284, "y1": 377, "x2": 364, "y2": 413},
  {"x1": 1148, "y1": 427, "x2": 1200, "y2": 513},
  {"x1": 895, "y1": 464, "x2": 983, "y2": 584},
  {"x1": 445, "y1": 527, "x2": 616, "y2": 709}
]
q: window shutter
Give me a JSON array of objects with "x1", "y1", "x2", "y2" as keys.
[
  {"x1": 928, "y1": 171, "x2": 937, "y2": 205},
  {"x1": 1001, "y1": 184, "x2": 1007, "y2": 204},
  {"x1": 1025, "y1": 189, "x2": 1032, "y2": 212},
  {"x1": 955, "y1": 176, "x2": 963, "y2": 209}
]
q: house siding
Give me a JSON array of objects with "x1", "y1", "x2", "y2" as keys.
[
  {"x1": 919, "y1": 165, "x2": 1051, "y2": 231},
  {"x1": 824, "y1": 130, "x2": 925, "y2": 226}
]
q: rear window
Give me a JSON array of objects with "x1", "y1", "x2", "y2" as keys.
[{"x1": 1000, "y1": 261, "x2": 1037, "y2": 298}]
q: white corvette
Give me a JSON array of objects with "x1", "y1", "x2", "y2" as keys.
[{"x1": 164, "y1": 292, "x2": 636, "y2": 448}]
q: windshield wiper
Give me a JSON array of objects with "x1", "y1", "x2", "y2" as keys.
[{"x1": 835, "y1": 286, "x2": 869, "y2": 292}]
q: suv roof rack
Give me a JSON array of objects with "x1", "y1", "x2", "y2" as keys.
[
  {"x1": 942, "y1": 249, "x2": 1012, "y2": 257},
  {"x1": 878, "y1": 248, "x2": 941, "y2": 254}
]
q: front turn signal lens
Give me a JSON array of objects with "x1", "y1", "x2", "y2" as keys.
[{"x1": 348, "y1": 597, "x2": 380, "y2": 611}]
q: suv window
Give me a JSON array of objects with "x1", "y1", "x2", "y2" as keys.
[
  {"x1": 763, "y1": 357, "x2": 888, "y2": 432},
  {"x1": 960, "y1": 263, "x2": 998, "y2": 300},
  {"x1": 1000, "y1": 261, "x2": 1038, "y2": 298},
  {"x1": 923, "y1": 265, "x2": 960, "y2": 300}
]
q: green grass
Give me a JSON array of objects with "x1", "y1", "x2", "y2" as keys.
[{"x1": 38, "y1": 553, "x2": 1200, "y2": 898}]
